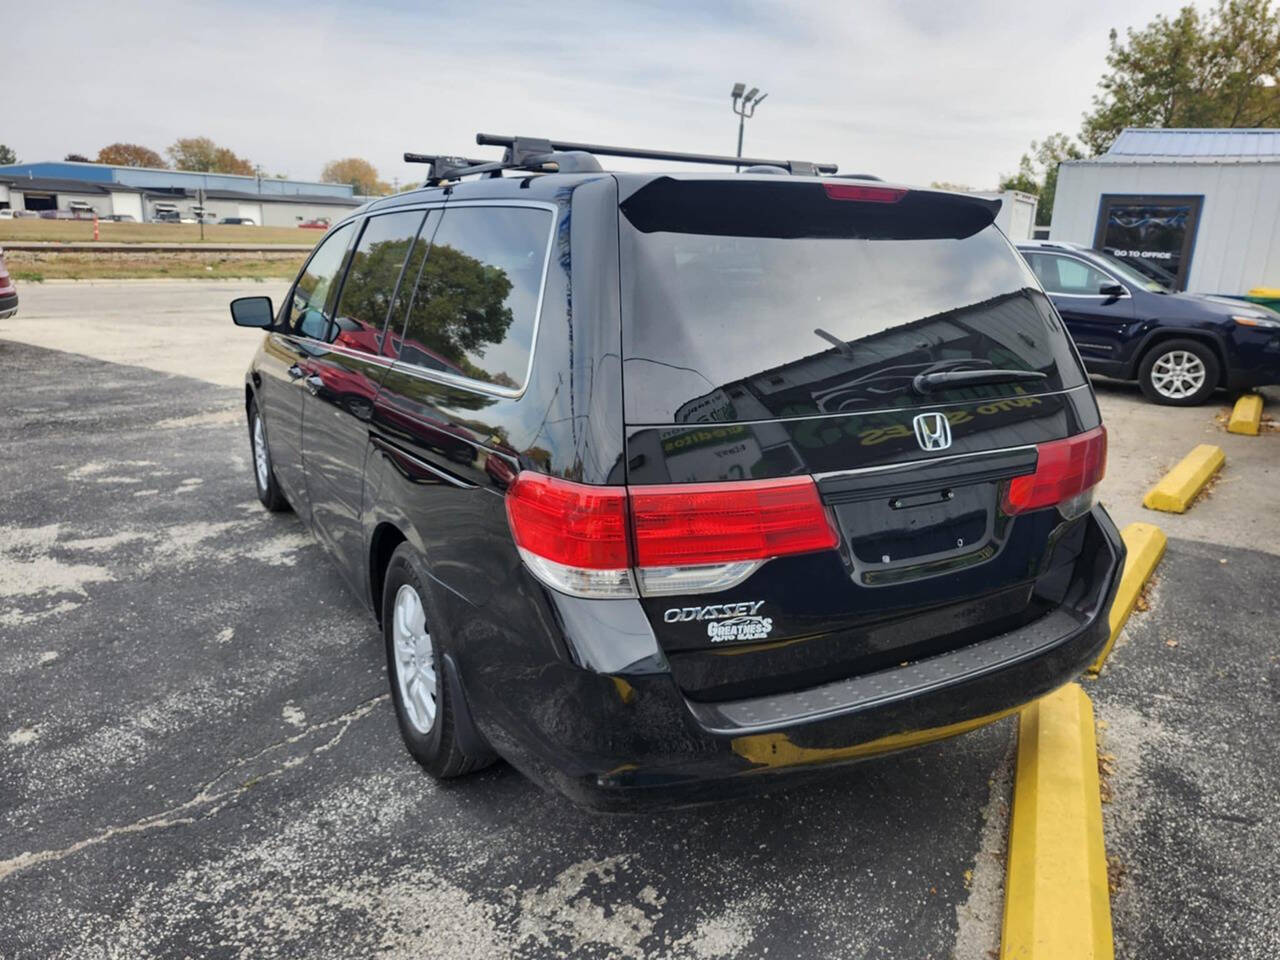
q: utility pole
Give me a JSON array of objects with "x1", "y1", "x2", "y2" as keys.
[{"x1": 730, "y1": 83, "x2": 768, "y2": 172}]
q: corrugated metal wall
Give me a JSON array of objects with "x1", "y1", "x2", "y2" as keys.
[{"x1": 1050, "y1": 161, "x2": 1280, "y2": 294}]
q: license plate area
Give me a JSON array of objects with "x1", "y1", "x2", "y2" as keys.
[{"x1": 819, "y1": 447, "x2": 1037, "y2": 585}]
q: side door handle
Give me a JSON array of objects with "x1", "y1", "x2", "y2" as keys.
[
  {"x1": 304, "y1": 374, "x2": 325, "y2": 396},
  {"x1": 288, "y1": 364, "x2": 306, "y2": 380}
]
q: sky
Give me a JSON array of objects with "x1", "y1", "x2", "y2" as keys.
[{"x1": 3, "y1": 0, "x2": 1192, "y2": 190}]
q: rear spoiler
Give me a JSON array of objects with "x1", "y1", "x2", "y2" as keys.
[{"x1": 620, "y1": 178, "x2": 1001, "y2": 241}]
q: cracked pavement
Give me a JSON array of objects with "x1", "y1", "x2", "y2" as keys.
[
  {"x1": 2, "y1": 281, "x2": 1278, "y2": 959},
  {"x1": 0, "y1": 308, "x2": 1011, "y2": 960}
]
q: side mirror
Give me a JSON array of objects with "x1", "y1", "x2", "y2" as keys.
[
  {"x1": 1098, "y1": 282, "x2": 1126, "y2": 298},
  {"x1": 231, "y1": 296, "x2": 274, "y2": 328}
]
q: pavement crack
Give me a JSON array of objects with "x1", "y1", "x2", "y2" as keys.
[{"x1": 0, "y1": 693, "x2": 389, "y2": 883}]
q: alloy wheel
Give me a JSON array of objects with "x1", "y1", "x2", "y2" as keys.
[
  {"x1": 252, "y1": 414, "x2": 270, "y2": 490},
  {"x1": 1150, "y1": 350, "x2": 1206, "y2": 400},
  {"x1": 391, "y1": 584, "x2": 438, "y2": 735}
]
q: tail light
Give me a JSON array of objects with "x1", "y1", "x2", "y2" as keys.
[
  {"x1": 1001, "y1": 426, "x2": 1107, "y2": 519},
  {"x1": 505, "y1": 473, "x2": 837, "y2": 598}
]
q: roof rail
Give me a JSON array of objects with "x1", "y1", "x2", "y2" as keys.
[{"x1": 476, "y1": 133, "x2": 838, "y2": 176}]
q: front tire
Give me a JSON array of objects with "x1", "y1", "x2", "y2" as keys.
[
  {"x1": 382, "y1": 542, "x2": 493, "y2": 779},
  {"x1": 248, "y1": 398, "x2": 289, "y2": 511},
  {"x1": 1137, "y1": 339, "x2": 1220, "y2": 406}
]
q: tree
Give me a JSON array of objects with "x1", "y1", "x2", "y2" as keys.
[
  {"x1": 0, "y1": 144, "x2": 16, "y2": 165},
  {"x1": 64, "y1": 153, "x2": 91, "y2": 163},
  {"x1": 929, "y1": 181, "x2": 974, "y2": 192},
  {"x1": 998, "y1": 133, "x2": 1084, "y2": 225},
  {"x1": 166, "y1": 137, "x2": 254, "y2": 175},
  {"x1": 97, "y1": 142, "x2": 166, "y2": 168},
  {"x1": 1081, "y1": 0, "x2": 1280, "y2": 154},
  {"x1": 321, "y1": 157, "x2": 392, "y2": 196}
]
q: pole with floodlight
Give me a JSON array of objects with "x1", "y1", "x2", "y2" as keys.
[{"x1": 730, "y1": 83, "x2": 768, "y2": 172}]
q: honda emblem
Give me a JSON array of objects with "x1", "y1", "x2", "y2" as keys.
[{"x1": 912, "y1": 412, "x2": 952, "y2": 452}]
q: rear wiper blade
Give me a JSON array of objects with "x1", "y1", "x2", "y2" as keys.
[{"x1": 912, "y1": 368, "x2": 1047, "y2": 394}]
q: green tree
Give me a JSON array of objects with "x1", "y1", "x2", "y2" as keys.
[
  {"x1": 166, "y1": 137, "x2": 254, "y2": 175},
  {"x1": 64, "y1": 153, "x2": 91, "y2": 163},
  {"x1": 97, "y1": 143, "x2": 166, "y2": 168},
  {"x1": 998, "y1": 133, "x2": 1083, "y2": 225},
  {"x1": 1081, "y1": 0, "x2": 1280, "y2": 154},
  {"x1": 0, "y1": 144, "x2": 17, "y2": 165},
  {"x1": 321, "y1": 157, "x2": 391, "y2": 195}
]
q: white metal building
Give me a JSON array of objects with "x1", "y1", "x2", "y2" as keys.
[
  {"x1": 0, "y1": 160, "x2": 361, "y2": 225},
  {"x1": 1051, "y1": 128, "x2": 1280, "y2": 294}
]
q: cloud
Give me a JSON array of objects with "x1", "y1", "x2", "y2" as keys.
[{"x1": 6, "y1": 0, "x2": 1186, "y2": 189}]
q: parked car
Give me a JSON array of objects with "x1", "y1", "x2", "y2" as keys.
[
  {"x1": 220, "y1": 216, "x2": 256, "y2": 225},
  {"x1": 0, "y1": 247, "x2": 18, "y2": 320},
  {"x1": 12, "y1": 210, "x2": 40, "y2": 219},
  {"x1": 104, "y1": 214, "x2": 136, "y2": 222},
  {"x1": 1018, "y1": 240, "x2": 1280, "y2": 405},
  {"x1": 298, "y1": 217, "x2": 331, "y2": 229},
  {"x1": 0, "y1": 209, "x2": 12, "y2": 219},
  {"x1": 152, "y1": 210, "x2": 181, "y2": 223},
  {"x1": 230, "y1": 142, "x2": 1123, "y2": 809}
]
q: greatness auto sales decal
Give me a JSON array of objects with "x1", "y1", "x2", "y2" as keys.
[{"x1": 663, "y1": 601, "x2": 774, "y2": 643}]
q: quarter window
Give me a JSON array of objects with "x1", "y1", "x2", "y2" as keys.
[
  {"x1": 288, "y1": 222, "x2": 355, "y2": 339},
  {"x1": 397, "y1": 206, "x2": 552, "y2": 390},
  {"x1": 329, "y1": 211, "x2": 429, "y2": 355}
]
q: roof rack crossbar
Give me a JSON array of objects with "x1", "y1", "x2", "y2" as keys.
[{"x1": 476, "y1": 133, "x2": 838, "y2": 175}]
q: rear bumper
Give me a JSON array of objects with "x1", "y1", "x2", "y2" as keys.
[{"x1": 467, "y1": 505, "x2": 1125, "y2": 811}]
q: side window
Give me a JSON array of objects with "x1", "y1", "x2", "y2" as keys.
[
  {"x1": 1032, "y1": 254, "x2": 1116, "y2": 296},
  {"x1": 397, "y1": 206, "x2": 552, "y2": 390},
  {"x1": 329, "y1": 210, "x2": 429, "y2": 355},
  {"x1": 287, "y1": 222, "x2": 355, "y2": 339}
]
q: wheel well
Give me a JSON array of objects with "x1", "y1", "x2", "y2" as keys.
[
  {"x1": 368, "y1": 522, "x2": 407, "y2": 625},
  {"x1": 1136, "y1": 332, "x2": 1227, "y2": 386},
  {"x1": 245, "y1": 385, "x2": 255, "y2": 417}
]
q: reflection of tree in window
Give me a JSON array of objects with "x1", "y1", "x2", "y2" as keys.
[
  {"x1": 333, "y1": 236, "x2": 416, "y2": 347},
  {"x1": 401, "y1": 243, "x2": 516, "y2": 387}
]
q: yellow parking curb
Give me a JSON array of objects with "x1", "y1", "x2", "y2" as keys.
[
  {"x1": 1088, "y1": 522, "x2": 1166, "y2": 674},
  {"x1": 1142, "y1": 444, "x2": 1224, "y2": 513},
  {"x1": 1227, "y1": 394, "x2": 1263, "y2": 436},
  {"x1": 1002, "y1": 684, "x2": 1113, "y2": 960}
]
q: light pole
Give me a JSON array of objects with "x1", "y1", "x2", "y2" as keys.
[{"x1": 730, "y1": 82, "x2": 768, "y2": 171}]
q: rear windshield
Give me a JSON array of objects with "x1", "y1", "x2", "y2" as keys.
[{"x1": 620, "y1": 209, "x2": 1085, "y2": 425}]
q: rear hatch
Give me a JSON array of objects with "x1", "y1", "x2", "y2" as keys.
[{"x1": 616, "y1": 176, "x2": 1101, "y2": 700}]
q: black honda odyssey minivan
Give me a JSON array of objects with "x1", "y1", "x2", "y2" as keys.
[{"x1": 231, "y1": 137, "x2": 1124, "y2": 809}]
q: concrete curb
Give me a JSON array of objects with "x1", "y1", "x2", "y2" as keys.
[
  {"x1": 1088, "y1": 522, "x2": 1167, "y2": 674},
  {"x1": 1227, "y1": 394, "x2": 1264, "y2": 436},
  {"x1": 1002, "y1": 683, "x2": 1113, "y2": 960},
  {"x1": 1142, "y1": 444, "x2": 1225, "y2": 513}
]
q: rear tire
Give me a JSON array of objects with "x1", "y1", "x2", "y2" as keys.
[
  {"x1": 248, "y1": 398, "x2": 289, "y2": 512},
  {"x1": 382, "y1": 542, "x2": 494, "y2": 779},
  {"x1": 1137, "y1": 339, "x2": 1219, "y2": 406}
]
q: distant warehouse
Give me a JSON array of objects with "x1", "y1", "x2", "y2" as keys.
[
  {"x1": 0, "y1": 160, "x2": 361, "y2": 226},
  {"x1": 1051, "y1": 128, "x2": 1280, "y2": 295}
]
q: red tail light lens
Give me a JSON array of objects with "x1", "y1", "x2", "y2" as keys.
[
  {"x1": 505, "y1": 472, "x2": 629, "y2": 570},
  {"x1": 505, "y1": 473, "x2": 839, "y2": 597},
  {"x1": 823, "y1": 183, "x2": 907, "y2": 204},
  {"x1": 1002, "y1": 426, "x2": 1107, "y2": 516},
  {"x1": 630, "y1": 477, "x2": 837, "y2": 567}
]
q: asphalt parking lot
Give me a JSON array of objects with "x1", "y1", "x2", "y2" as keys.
[{"x1": 2, "y1": 280, "x2": 1278, "y2": 959}]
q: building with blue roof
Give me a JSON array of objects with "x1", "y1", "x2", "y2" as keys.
[
  {"x1": 1051, "y1": 128, "x2": 1280, "y2": 294},
  {"x1": 0, "y1": 160, "x2": 361, "y2": 226}
]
